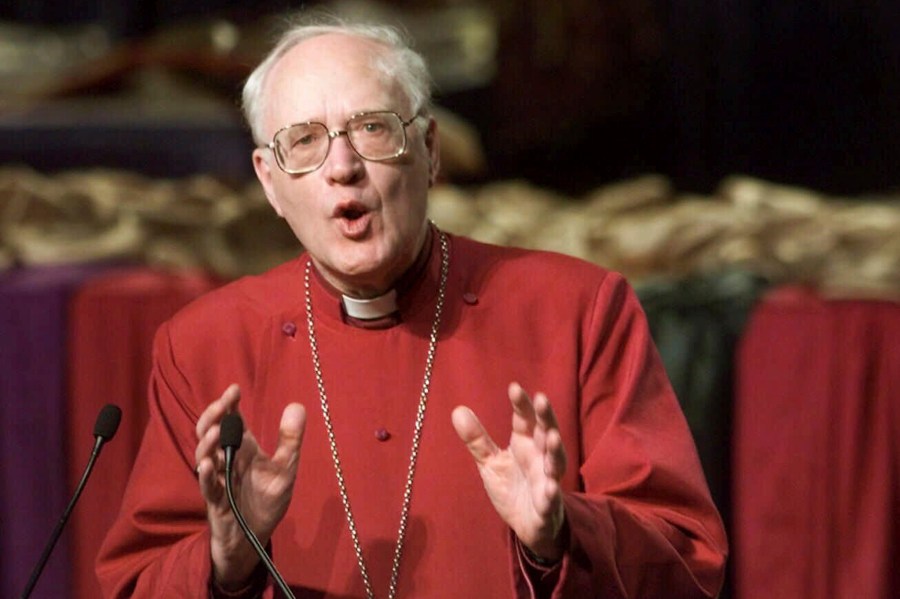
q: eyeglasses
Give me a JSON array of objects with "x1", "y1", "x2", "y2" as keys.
[{"x1": 264, "y1": 111, "x2": 420, "y2": 175}]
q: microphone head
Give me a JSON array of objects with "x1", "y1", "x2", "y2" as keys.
[
  {"x1": 220, "y1": 413, "x2": 244, "y2": 450},
  {"x1": 93, "y1": 404, "x2": 122, "y2": 440}
]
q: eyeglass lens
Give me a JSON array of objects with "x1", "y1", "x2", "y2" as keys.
[{"x1": 274, "y1": 112, "x2": 407, "y2": 173}]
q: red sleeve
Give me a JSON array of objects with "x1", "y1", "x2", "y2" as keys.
[
  {"x1": 512, "y1": 533, "x2": 563, "y2": 598},
  {"x1": 95, "y1": 321, "x2": 274, "y2": 598},
  {"x1": 513, "y1": 273, "x2": 728, "y2": 598}
]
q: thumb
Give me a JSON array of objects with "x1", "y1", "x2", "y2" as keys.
[{"x1": 452, "y1": 405, "x2": 498, "y2": 465}]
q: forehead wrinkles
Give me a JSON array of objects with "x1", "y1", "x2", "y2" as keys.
[{"x1": 262, "y1": 37, "x2": 410, "y2": 134}]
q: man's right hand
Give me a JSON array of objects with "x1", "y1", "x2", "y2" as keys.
[{"x1": 194, "y1": 384, "x2": 306, "y2": 589}]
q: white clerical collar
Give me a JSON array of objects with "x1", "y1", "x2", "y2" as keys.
[{"x1": 341, "y1": 289, "x2": 399, "y2": 320}]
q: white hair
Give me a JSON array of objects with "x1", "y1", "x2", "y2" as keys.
[{"x1": 242, "y1": 14, "x2": 434, "y2": 145}]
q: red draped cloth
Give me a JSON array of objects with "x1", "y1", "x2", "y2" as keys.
[
  {"x1": 66, "y1": 268, "x2": 221, "y2": 599},
  {"x1": 733, "y1": 286, "x2": 900, "y2": 599}
]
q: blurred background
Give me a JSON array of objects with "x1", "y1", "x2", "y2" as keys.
[
  {"x1": 2, "y1": 0, "x2": 900, "y2": 194},
  {"x1": 1, "y1": 1, "x2": 898, "y2": 598}
]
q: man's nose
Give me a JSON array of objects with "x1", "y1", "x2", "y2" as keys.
[{"x1": 322, "y1": 132, "x2": 364, "y2": 182}]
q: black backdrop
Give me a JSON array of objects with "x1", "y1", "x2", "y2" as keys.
[{"x1": 3, "y1": 0, "x2": 899, "y2": 196}]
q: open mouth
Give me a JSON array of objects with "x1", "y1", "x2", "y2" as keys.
[
  {"x1": 333, "y1": 201, "x2": 372, "y2": 238},
  {"x1": 341, "y1": 207, "x2": 365, "y2": 221},
  {"x1": 334, "y1": 200, "x2": 368, "y2": 220}
]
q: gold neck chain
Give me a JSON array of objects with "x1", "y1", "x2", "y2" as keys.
[{"x1": 303, "y1": 229, "x2": 450, "y2": 599}]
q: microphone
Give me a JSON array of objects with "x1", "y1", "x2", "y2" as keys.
[
  {"x1": 20, "y1": 404, "x2": 122, "y2": 599},
  {"x1": 220, "y1": 413, "x2": 296, "y2": 599}
]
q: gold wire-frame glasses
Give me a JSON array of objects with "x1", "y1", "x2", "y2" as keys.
[{"x1": 264, "y1": 111, "x2": 420, "y2": 175}]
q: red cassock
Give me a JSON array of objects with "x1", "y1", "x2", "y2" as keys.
[{"x1": 97, "y1": 231, "x2": 727, "y2": 598}]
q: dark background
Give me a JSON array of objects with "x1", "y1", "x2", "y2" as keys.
[{"x1": 2, "y1": 0, "x2": 899, "y2": 197}]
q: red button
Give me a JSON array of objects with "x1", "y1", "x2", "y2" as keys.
[
  {"x1": 375, "y1": 428, "x2": 391, "y2": 441},
  {"x1": 463, "y1": 292, "x2": 478, "y2": 305},
  {"x1": 282, "y1": 322, "x2": 297, "y2": 337}
]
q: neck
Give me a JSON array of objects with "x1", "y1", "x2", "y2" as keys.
[{"x1": 313, "y1": 225, "x2": 433, "y2": 299}]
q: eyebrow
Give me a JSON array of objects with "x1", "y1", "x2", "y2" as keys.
[{"x1": 290, "y1": 108, "x2": 400, "y2": 124}]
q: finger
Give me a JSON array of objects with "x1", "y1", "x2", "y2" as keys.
[
  {"x1": 523, "y1": 392, "x2": 566, "y2": 479},
  {"x1": 543, "y1": 427, "x2": 567, "y2": 481},
  {"x1": 451, "y1": 405, "x2": 500, "y2": 464},
  {"x1": 508, "y1": 382, "x2": 538, "y2": 434},
  {"x1": 195, "y1": 421, "x2": 223, "y2": 467},
  {"x1": 195, "y1": 422, "x2": 231, "y2": 484},
  {"x1": 197, "y1": 456, "x2": 224, "y2": 503},
  {"x1": 196, "y1": 423, "x2": 227, "y2": 500},
  {"x1": 196, "y1": 384, "x2": 241, "y2": 441},
  {"x1": 532, "y1": 392, "x2": 560, "y2": 432},
  {"x1": 271, "y1": 403, "x2": 306, "y2": 468}
]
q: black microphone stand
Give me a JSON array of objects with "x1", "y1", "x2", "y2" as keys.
[
  {"x1": 21, "y1": 433, "x2": 110, "y2": 598},
  {"x1": 222, "y1": 414, "x2": 296, "y2": 599}
]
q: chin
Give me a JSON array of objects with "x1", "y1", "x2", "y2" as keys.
[{"x1": 331, "y1": 253, "x2": 387, "y2": 280}]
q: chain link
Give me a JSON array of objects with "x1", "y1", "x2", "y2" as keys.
[{"x1": 304, "y1": 229, "x2": 450, "y2": 599}]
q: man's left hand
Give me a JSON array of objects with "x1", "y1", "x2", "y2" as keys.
[{"x1": 452, "y1": 382, "x2": 567, "y2": 561}]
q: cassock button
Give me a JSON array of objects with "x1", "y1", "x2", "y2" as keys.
[
  {"x1": 375, "y1": 428, "x2": 391, "y2": 442},
  {"x1": 463, "y1": 292, "x2": 478, "y2": 305},
  {"x1": 281, "y1": 322, "x2": 297, "y2": 337}
]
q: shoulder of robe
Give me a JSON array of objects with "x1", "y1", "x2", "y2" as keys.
[
  {"x1": 452, "y1": 234, "x2": 619, "y2": 297},
  {"x1": 164, "y1": 256, "x2": 304, "y2": 336}
]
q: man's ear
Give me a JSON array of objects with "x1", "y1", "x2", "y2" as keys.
[
  {"x1": 425, "y1": 117, "x2": 441, "y2": 187},
  {"x1": 252, "y1": 148, "x2": 285, "y2": 217}
]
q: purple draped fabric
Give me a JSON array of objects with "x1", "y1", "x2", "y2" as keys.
[{"x1": 0, "y1": 265, "x2": 105, "y2": 599}]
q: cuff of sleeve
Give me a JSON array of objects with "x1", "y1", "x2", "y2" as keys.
[
  {"x1": 208, "y1": 553, "x2": 269, "y2": 599},
  {"x1": 515, "y1": 536, "x2": 563, "y2": 579}
]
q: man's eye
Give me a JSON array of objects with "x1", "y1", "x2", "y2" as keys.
[{"x1": 362, "y1": 122, "x2": 385, "y2": 133}]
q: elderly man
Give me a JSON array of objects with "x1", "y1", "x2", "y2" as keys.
[{"x1": 97, "y1": 16, "x2": 727, "y2": 599}]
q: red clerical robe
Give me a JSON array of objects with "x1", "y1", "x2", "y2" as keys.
[{"x1": 97, "y1": 231, "x2": 727, "y2": 598}]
